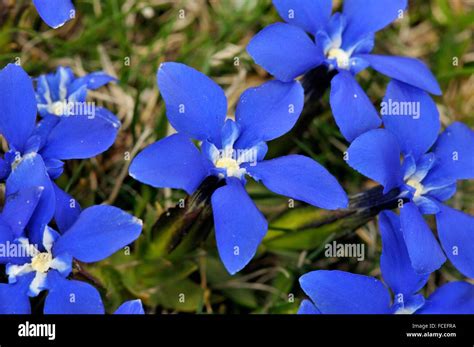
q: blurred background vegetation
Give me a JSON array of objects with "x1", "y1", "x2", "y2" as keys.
[{"x1": 0, "y1": 0, "x2": 472, "y2": 313}]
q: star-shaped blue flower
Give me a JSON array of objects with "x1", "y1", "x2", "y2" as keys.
[
  {"x1": 298, "y1": 211, "x2": 474, "y2": 314},
  {"x1": 247, "y1": 0, "x2": 441, "y2": 142},
  {"x1": 32, "y1": 0, "x2": 75, "y2": 28},
  {"x1": 0, "y1": 64, "x2": 120, "y2": 245},
  {"x1": 346, "y1": 80, "x2": 474, "y2": 278},
  {"x1": 0, "y1": 205, "x2": 142, "y2": 314},
  {"x1": 129, "y1": 62, "x2": 348, "y2": 275}
]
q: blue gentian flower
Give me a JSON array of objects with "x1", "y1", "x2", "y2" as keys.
[
  {"x1": 32, "y1": 0, "x2": 75, "y2": 28},
  {"x1": 0, "y1": 64, "x2": 120, "y2": 244},
  {"x1": 346, "y1": 80, "x2": 474, "y2": 278},
  {"x1": 36, "y1": 66, "x2": 116, "y2": 119},
  {"x1": 247, "y1": 0, "x2": 441, "y2": 141},
  {"x1": 298, "y1": 211, "x2": 474, "y2": 314},
  {"x1": 0, "y1": 205, "x2": 142, "y2": 314},
  {"x1": 129, "y1": 62, "x2": 348, "y2": 275}
]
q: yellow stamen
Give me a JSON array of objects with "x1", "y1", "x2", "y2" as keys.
[
  {"x1": 31, "y1": 252, "x2": 53, "y2": 273},
  {"x1": 327, "y1": 48, "x2": 350, "y2": 69},
  {"x1": 215, "y1": 157, "x2": 243, "y2": 178},
  {"x1": 407, "y1": 179, "x2": 424, "y2": 198}
]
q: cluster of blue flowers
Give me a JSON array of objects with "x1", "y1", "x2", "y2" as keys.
[
  {"x1": 0, "y1": 64, "x2": 144, "y2": 314},
  {"x1": 245, "y1": 0, "x2": 473, "y2": 314},
  {"x1": 3, "y1": 0, "x2": 472, "y2": 315}
]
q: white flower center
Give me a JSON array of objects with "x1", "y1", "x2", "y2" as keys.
[
  {"x1": 406, "y1": 179, "x2": 424, "y2": 198},
  {"x1": 215, "y1": 157, "x2": 245, "y2": 178},
  {"x1": 31, "y1": 252, "x2": 53, "y2": 273},
  {"x1": 50, "y1": 101, "x2": 65, "y2": 116},
  {"x1": 327, "y1": 48, "x2": 350, "y2": 70}
]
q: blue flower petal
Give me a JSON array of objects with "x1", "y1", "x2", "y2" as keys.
[
  {"x1": 413, "y1": 196, "x2": 441, "y2": 215},
  {"x1": 44, "y1": 271, "x2": 104, "y2": 314},
  {"x1": 425, "y1": 182, "x2": 457, "y2": 202},
  {"x1": 129, "y1": 133, "x2": 211, "y2": 194},
  {"x1": 299, "y1": 270, "x2": 392, "y2": 314},
  {"x1": 53, "y1": 205, "x2": 142, "y2": 263},
  {"x1": 416, "y1": 282, "x2": 474, "y2": 314},
  {"x1": 211, "y1": 178, "x2": 268, "y2": 275},
  {"x1": 342, "y1": 0, "x2": 407, "y2": 45},
  {"x1": 297, "y1": 299, "x2": 321, "y2": 314},
  {"x1": 0, "y1": 64, "x2": 36, "y2": 152},
  {"x1": 425, "y1": 122, "x2": 474, "y2": 182},
  {"x1": 6, "y1": 153, "x2": 55, "y2": 246},
  {"x1": 0, "y1": 274, "x2": 33, "y2": 314},
  {"x1": 360, "y1": 55, "x2": 441, "y2": 95},
  {"x1": 53, "y1": 183, "x2": 81, "y2": 233},
  {"x1": 114, "y1": 300, "x2": 145, "y2": 314},
  {"x1": 33, "y1": 116, "x2": 60, "y2": 149},
  {"x1": 273, "y1": 0, "x2": 332, "y2": 34},
  {"x1": 69, "y1": 72, "x2": 116, "y2": 93},
  {"x1": 245, "y1": 155, "x2": 348, "y2": 209},
  {"x1": 247, "y1": 23, "x2": 323, "y2": 82},
  {"x1": 157, "y1": 62, "x2": 227, "y2": 143},
  {"x1": 1, "y1": 186, "x2": 43, "y2": 237},
  {"x1": 392, "y1": 294, "x2": 425, "y2": 314},
  {"x1": 379, "y1": 211, "x2": 429, "y2": 297},
  {"x1": 235, "y1": 80, "x2": 304, "y2": 147},
  {"x1": 32, "y1": 0, "x2": 74, "y2": 28},
  {"x1": 382, "y1": 80, "x2": 440, "y2": 160},
  {"x1": 0, "y1": 218, "x2": 15, "y2": 264},
  {"x1": 329, "y1": 71, "x2": 381, "y2": 141},
  {"x1": 40, "y1": 107, "x2": 120, "y2": 160},
  {"x1": 221, "y1": 119, "x2": 240, "y2": 149},
  {"x1": 400, "y1": 202, "x2": 446, "y2": 274},
  {"x1": 347, "y1": 129, "x2": 403, "y2": 193},
  {"x1": 436, "y1": 204, "x2": 474, "y2": 278}
]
